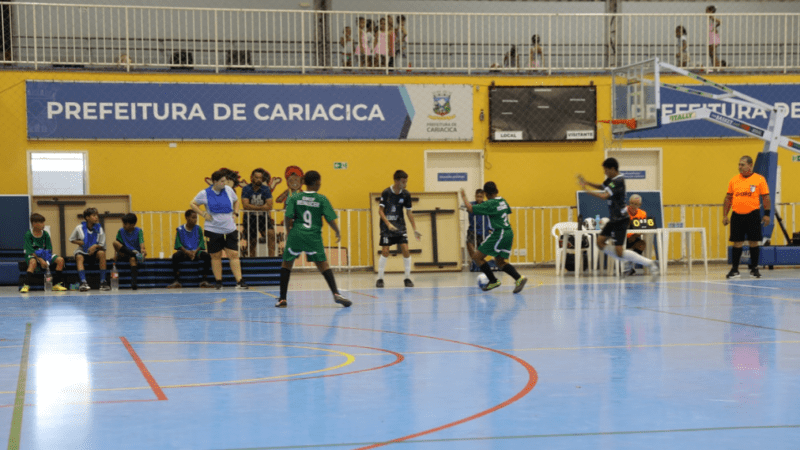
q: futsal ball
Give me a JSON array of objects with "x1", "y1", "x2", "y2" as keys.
[
  {"x1": 477, "y1": 273, "x2": 490, "y2": 289},
  {"x1": 583, "y1": 218, "x2": 596, "y2": 230},
  {"x1": 599, "y1": 217, "x2": 610, "y2": 228}
]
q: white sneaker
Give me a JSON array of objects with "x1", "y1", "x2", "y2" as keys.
[{"x1": 650, "y1": 262, "x2": 660, "y2": 281}]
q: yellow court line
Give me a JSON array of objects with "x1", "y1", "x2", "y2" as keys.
[{"x1": 257, "y1": 291, "x2": 280, "y2": 299}]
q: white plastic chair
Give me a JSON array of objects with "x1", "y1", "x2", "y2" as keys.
[{"x1": 552, "y1": 222, "x2": 579, "y2": 275}]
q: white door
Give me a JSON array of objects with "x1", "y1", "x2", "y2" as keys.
[
  {"x1": 606, "y1": 148, "x2": 662, "y2": 191},
  {"x1": 424, "y1": 150, "x2": 483, "y2": 194}
]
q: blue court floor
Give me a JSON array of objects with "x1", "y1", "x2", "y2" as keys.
[{"x1": 1, "y1": 264, "x2": 799, "y2": 450}]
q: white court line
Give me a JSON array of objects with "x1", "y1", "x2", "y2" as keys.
[{"x1": 703, "y1": 281, "x2": 783, "y2": 290}]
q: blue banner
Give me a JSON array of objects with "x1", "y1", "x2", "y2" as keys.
[
  {"x1": 26, "y1": 81, "x2": 473, "y2": 141},
  {"x1": 630, "y1": 83, "x2": 800, "y2": 139},
  {"x1": 437, "y1": 172, "x2": 468, "y2": 182},
  {"x1": 620, "y1": 170, "x2": 646, "y2": 179}
]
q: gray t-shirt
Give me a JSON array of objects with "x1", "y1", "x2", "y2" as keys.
[{"x1": 193, "y1": 185, "x2": 238, "y2": 234}]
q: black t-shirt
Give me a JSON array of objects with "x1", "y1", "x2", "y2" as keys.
[
  {"x1": 379, "y1": 186, "x2": 412, "y2": 236},
  {"x1": 603, "y1": 175, "x2": 628, "y2": 221}
]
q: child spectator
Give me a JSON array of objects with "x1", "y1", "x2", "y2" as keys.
[
  {"x1": 675, "y1": 26, "x2": 689, "y2": 67},
  {"x1": 167, "y1": 210, "x2": 212, "y2": 289},
  {"x1": 374, "y1": 17, "x2": 394, "y2": 68},
  {"x1": 503, "y1": 45, "x2": 519, "y2": 69},
  {"x1": 707, "y1": 5, "x2": 722, "y2": 68},
  {"x1": 69, "y1": 207, "x2": 110, "y2": 291},
  {"x1": 354, "y1": 17, "x2": 372, "y2": 68},
  {"x1": 395, "y1": 15, "x2": 408, "y2": 69},
  {"x1": 340, "y1": 26, "x2": 354, "y2": 67},
  {"x1": 529, "y1": 34, "x2": 545, "y2": 69},
  {"x1": 113, "y1": 213, "x2": 146, "y2": 290},
  {"x1": 21, "y1": 213, "x2": 67, "y2": 292}
]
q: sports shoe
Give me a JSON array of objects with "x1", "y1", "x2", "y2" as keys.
[
  {"x1": 52, "y1": 283, "x2": 67, "y2": 292},
  {"x1": 236, "y1": 280, "x2": 249, "y2": 290},
  {"x1": 750, "y1": 268, "x2": 762, "y2": 278},
  {"x1": 131, "y1": 282, "x2": 138, "y2": 291},
  {"x1": 79, "y1": 281, "x2": 91, "y2": 292},
  {"x1": 334, "y1": 293, "x2": 352, "y2": 307},
  {"x1": 513, "y1": 276, "x2": 527, "y2": 294},
  {"x1": 376, "y1": 279, "x2": 384, "y2": 288},
  {"x1": 215, "y1": 281, "x2": 223, "y2": 290},
  {"x1": 100, "y1": 281, "x2": 112, "y2": 291},
  {"x1": 167, "y1": 281, "x2": 182, "y2": 289},
  {"x1": 726, "y1": 270, "x2": 741, "y2": 279},
  {"x1": 275, "y1": 299, "x2": 288, "y2": 308},
  {"x1": 199, "y1": 281, "x2": 213, "y2": 288},
  {"x1": 404, "y1": 278, "x2": 414, "y2": 288},
  {"x1": 19, "y1": 285, "x2": 29, "y2": 293},
  {"x1": 623, "y1": 267, "x2": 636, "y2": 277},
  {"x1": 482, "y1": 280, "x2": 501, "y2": 291}
]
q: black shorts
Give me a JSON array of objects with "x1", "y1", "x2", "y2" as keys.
[
  {"x1": 242, "y1": 214, "x2": 268, "y2": 239},
  {"x1": 76, "y1": 252, "x2": 103, "y2": 266},
  {"x1": 466, "y1": 231, "x2": 485, "y2": 246},
  {"x1": 601, "y1": 218, "x2": 630, "y2": 247},
  {"x1": 730, "y1": 210, "x2": 762, "y2": 242},
  {"x1": 379, "y1": 234, "x2": 408, "y2": 247},
  {"x1": 204, "y1": 229, "x2": 239, "y2": 253},
  {"x1": 626, "y1": 235, "x2": 643, "y2": 249}
]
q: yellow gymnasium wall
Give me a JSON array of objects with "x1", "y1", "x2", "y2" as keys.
[{"x1": 3, "y1": 70, "x2": 800, "y2": 212}]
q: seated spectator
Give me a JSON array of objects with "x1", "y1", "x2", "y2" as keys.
[
  {"x1": 167, "y1": 210, "x2": 212, "y2": 289},
  {"x1": 21, "y1": 213, "x2": 67, "y2": 292},
  {"x1": 69, "y1": 207, "x2": 110, "y2": 292},
  {"x1": 113, "y1": 213, "x2": 146, "y2": 290},
  {"x1": 624, "y1": 194, "x2": 647, "y2": 275}
]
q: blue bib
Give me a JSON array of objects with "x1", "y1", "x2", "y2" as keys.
[
  {"x1": 82, "y1": 221, "x2": 101, "y2": 250},
  {"x1": 206, "y1": 186, "x2": 233, "y2": 214},
  {"x1": 178, "y1": 225, "x2": 201, "y2": 251}
]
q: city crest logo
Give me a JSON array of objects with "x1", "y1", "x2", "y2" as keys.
[{"x1": 429, "y1": 91, "x2": 456, "y2": 120}]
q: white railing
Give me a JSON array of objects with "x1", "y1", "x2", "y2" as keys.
[
  {"x1": 135, "y1": 203, "x2": 800, "y2": 270},
  {"x1": 1, "y1": 3, "x2": 798, "y2": 73}
]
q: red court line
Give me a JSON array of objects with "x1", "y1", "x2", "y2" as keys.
[
  {"x1": 350, "y1": 291, "x2": 379, "y2": 299},
  {"x1": 119, "y1": 336, "x2": 168, "y2": 401}
]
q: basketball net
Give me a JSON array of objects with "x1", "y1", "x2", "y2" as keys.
[{"x1": 597, "y1": 119, "x2": 637, "y2": 152}]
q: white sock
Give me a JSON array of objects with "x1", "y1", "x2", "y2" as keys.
[
  {"x1": 378, "y1": 255, "x2": 387, "y2": 279},
  {"x1": 623, "y1": 250, "x2": 656, "y2": 267},
  {"x1": 404, "y1": 257, "x2": 412, "y2": 279},
  {"x1": 603, "y1": 246, "x2": 625, "y2": 261}
]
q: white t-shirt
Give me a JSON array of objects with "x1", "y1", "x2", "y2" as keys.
[
  {"x1": 68, "y1": 223, "x2": 106, "y2": 255},
  {"x1": 193, "y1": 185, "x2": 238, "y2": 234}
]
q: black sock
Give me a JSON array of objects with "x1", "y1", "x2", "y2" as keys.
[
  {"x1": 480, "y1": 263, "x2": 497, "y2": 283},
  {"x1": 501, "y1": 263, "x2": 521, "y2": 280},
  {"x1": 24, "y1": 271, "x2": 33, "y2": 286},
  {"x1": 131, "y1": 265, "x2": 139, "y2": 285},
  {"x1": 322, "y1": 269, "x2": 338, "y2": 295},
  {"x1": 54, "y1": 270, "x2": 63, "y2": 285},
  {"x1": 749, "y1": 246, "x2": 760, "y2": 270},
  {"x1": 279, "y1": 267, "x2": 291, "y2": 300},
  {"x1": 732, "y1": 247, "x2": 743, "y2": 271}
]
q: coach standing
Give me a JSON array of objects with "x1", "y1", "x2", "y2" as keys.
[{"x1": 723, "y1": 155, "x2": 770, "y2": 279}]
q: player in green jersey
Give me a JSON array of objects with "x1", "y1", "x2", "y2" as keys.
[
  {"x1": 460, "y1": 182, "x2": 527, "y2": 293},
  {"x1": 276, "y1": 170, "x2": 351, "y2": 308},
  {"x1": 21, "y1": 213, "x2": 67, "y2": 292}
]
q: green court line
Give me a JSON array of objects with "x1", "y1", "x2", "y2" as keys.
[
  {"x1": 7, "y1": 323, "x2": 31, "y2": 450},
  {"x1": 216, "y1": 424, "x2": 800, "y2": 449}
]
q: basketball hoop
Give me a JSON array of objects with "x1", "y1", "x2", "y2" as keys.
[
  {"x1": 596, "y1": 119, "x2": 636, "y2": 152},
  {"x1": 597, "y1": 118, "x2": 638, "y2": 130}
]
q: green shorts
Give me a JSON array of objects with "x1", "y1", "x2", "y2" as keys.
[
  {"x1": 283, "y1": 232, "x2": 327, "y2": 262},
  {"x1": 478, "y1": 228, "x2": 514, "y2": 258},
  {"x1": 25, "y1": 253, "x2": 61, "y2": 269}
]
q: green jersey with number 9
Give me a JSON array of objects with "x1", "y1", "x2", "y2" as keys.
[
  {"x1": 285, "y1": 191, "x2": 338, "y2": 237},
  {"x1": 471, "y1": 197, "x2": 512, "y2": 230}
]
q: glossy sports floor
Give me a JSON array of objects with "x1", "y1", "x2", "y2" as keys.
[{"x1": 1, "y1": 265, "x2": 799, "y2": 450}]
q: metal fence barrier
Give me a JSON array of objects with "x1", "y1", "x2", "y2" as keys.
[
  {"x1": 134, "y1": 202, "x2": 800, "y2": 271},
  {"x1": 2, "y1": 3, "x2": 798, "y2": 73}
]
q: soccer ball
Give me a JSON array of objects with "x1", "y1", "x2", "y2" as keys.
[
  {"x1": 583, "y1": 218, "x2": 596, "y2": 230},
  {"x1": 477, "y1": 273, "x2": 490, "y2": 289},
  {"x1": 599, "y1": 217, "x2": 610, "y2": 228}
]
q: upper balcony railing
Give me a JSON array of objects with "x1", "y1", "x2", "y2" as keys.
[{"x1": 1, "y1": 3, "x2": 798, "y2": 73}]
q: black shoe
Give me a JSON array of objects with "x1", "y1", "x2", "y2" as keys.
[
  {"x1": 404, "y1": 278, "x2": 414, "y2": 288},
  {"x1": 131, "y1": 283, "x2": 138, "y2": 291},
  {"x1": 334, "y1": 293, "x2": 352, "y2": 307},
  {"x1": 236, "y1": 280, "x2": 249, "y2": 290},
  {"x1": 100, "y1": 281, "x2": 111, "y2": 291},
  {"x1": 750, "y1": 268, "x2": 762, "y2": 278},
  {"x1": 275, "y1": 299, "x2": 287, "y2": 308},
  {"x1": 215, "y1": 281, "x2": 223, "y2": 290},
  {"x1": 726, "y1": 270, "x2": 741, "y2": 279},
  {"x1": 376, "y1": 279, "x2": 384, "y2": 288}
]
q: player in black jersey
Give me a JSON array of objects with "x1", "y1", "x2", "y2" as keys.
[
  {"x1": 578, "y1": 158, "x2": 659, "y2": 278},
  {"x1": 376, "y1": 170, "x2": 422, "y2": 288}
]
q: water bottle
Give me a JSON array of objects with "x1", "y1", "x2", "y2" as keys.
[
  {"x1": 44, "y1": 266, "x2": 53, "y2": 292},
  {"x1": 577, "y1": 214, "x2": 583, "y2": 230},
  {"x1": 111, "y1": 264, "x2": 119, "y2": 291},
  {"x1": 595, "y1": 214, "x2": 601, "y2": 230}
]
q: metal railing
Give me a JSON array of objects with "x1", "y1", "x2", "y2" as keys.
[
  {"x1": 1, "y1": 3, "x2": 798, "y2": 73},
  {"x1": 134, "y1": 202, "x2": 800, "y2": 270}
]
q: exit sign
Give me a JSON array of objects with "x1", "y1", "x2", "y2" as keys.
[
  {"x1": 333, "y1": 162, "x2": 348, "y2": 169},
  {"x1": 793, "y1": 155, "x2": 800, "y2": 162}
]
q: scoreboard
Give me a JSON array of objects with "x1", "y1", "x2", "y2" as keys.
[{"x1": 489, "y1": 86, "x2": 597, "y2": 142}]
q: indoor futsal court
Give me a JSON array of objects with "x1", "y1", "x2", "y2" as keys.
[{"x1": 1, "y1": 267, "x2": 798, "y2": 449}]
